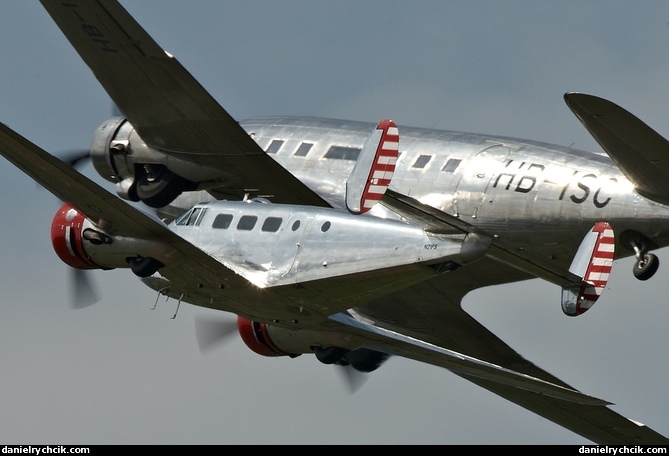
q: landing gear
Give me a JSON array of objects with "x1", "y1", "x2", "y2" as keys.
[
  {"x1": 630, "y1": 238, "x2": 659, "y2": 281},
  {"x1": 313, "y1": 346, "x2": 390, "y2": 373},
  {"x1": 633, "y1": 253, "x2": 659, "y2": 281},
  {"x1": 314, "y1": 346, "x2": 349, "y2": 365},
  {"x1": 134, "y1": 164, "x2": 196, "y2": 208},
  {"x1": 127, "y1": 256, "x2": 164, "y2": 277}
]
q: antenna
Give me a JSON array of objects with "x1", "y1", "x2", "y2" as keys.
[{"x1": 171, "y1": 294, "x2": 185, "y2": 319}]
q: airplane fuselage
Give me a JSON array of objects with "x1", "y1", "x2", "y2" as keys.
[{"x1": 227, "y1": 116, "x2": 669, "y2": 281}]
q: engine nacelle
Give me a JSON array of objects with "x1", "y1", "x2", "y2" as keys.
[
  {"x1": 237, "y1": 316, "x2": 390, "y2": 372},
  {"x1": 89, "y1": 117, "x2": 221, "y2": 208},
  {"x1": 51, "y1": 203, "x2": 165, "y2": 277},
  {"x1": 51, "y1": 203, "x2": 102, "y2": 270}
]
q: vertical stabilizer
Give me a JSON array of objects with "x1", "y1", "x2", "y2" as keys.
[
  {"x1": 346, "y1": 120, "x2": 399, "y2": 214},
  {"x1": 561, "y1": 222, "x2": 615, "y2": 316}
]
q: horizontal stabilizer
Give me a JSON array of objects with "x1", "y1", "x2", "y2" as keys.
[
  {"x1": 561, "y1": 222, "x2": 615, "y2": 316},
  {"x1": 565, "y1": 92, "x2": 669, "y2": 205},
  {"x1": 346, "y1": 120, "x2": 399, "y2": 214}
]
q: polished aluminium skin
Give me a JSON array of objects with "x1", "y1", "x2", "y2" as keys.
[{"x1": 2, "y1": 0, "x2": 668, "y2": 444}]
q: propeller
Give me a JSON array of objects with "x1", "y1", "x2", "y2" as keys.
[
  {"x1": 69, "y1": 269, "x2": 100, "y2": 309},
  {"x1": 58, "y1": 149, "x2": 91, "y2": 168},
  {"x1": 194, "y1": 316, "x2": 239, "y2": 354},
  {"x1": 50, "y1": 149, "x2": 99, "y2": 309},
  {"x1": 336, "y1": 348, "x2": 391, "y2": 394},
  {"x1": 335, "y1": 364, "x2": 370, "y2": 394}
]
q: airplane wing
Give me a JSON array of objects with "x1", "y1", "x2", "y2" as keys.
[
  {"x1": 2, "y1": 119, "x2": 666, "y2": 444},
  {"x1": 348, "y1": 262, "x2": 669, "y2": 444},
  {"x1": 0, "y1": 119, "x2": 266, "y2": 313},
  {"x1": 565, "y1": 92, "x2": 669, "y2": 206},
  {"x1": 30, "y1": 1, "x2": 669, "y2": 444},
  {"x1": 39, "y1": 0, "x2": 328, "y2": 207},
  {"x1": 381, "y1": 188, "x2": 584, "y2": 287}
]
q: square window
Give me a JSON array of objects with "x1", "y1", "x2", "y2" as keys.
[
  {"x1": 294, "y1": 142, "x2": 313, "y2": 157},
  {"x1": 261, "y1": 217, "x2": 283, "y2": 232},
  {"x1": 237, "y1": 215, "x2": 258, "y2": 231}
]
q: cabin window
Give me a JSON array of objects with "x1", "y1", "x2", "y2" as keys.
[
  {"x1": 412, "y1": 155, "x2": 432, "y2": 169},
  {"x1": 261, "y1": 217, "x2": 283, "y2": 232},
  {"x1": 265, "y1": 140, "x2": 284, "y2": 154},
  {"x1": 291, "y1": 220, "x2": 301, "y2": 231},
  {"x1": 212, "y1": 213, "x2": 233, "y2": 229},
  {"x1": 324, "y1": 146, "x2": 361, "y2": 161},
  {"x1": 175, "y1": 207, "x2": 208, "y2": 226},
  {"x1": 321, "y1": 221, "x2": 331, "y2": 232},
  {"x1": 294, "y1": 142, "x2": 313, "y2": 157},
  {"x1": 442, "y1": 158, "x2": 462, "y2": 173},
  {"x1": 237, "y1": 215, "x2": 258, "y2": 231}
]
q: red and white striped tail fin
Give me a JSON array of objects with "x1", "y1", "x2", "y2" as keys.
[
  {"x1": 561, "y1": 222, "x2": 615, "y2": 316},
  {"x1": 346, "y1": 119, "x2": 399, "y2": 214}
]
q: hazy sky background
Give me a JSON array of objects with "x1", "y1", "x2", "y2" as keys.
[{"x1": 1, "y1": 0, "x2": 669, "y2": 445}]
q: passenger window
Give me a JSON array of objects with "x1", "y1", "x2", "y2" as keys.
[
  {"x1": 324, "y1": 146, "x2": 361, "y2": 161},
  {"x1": 212, "y1": 214, "x2": 233, "y2": 229},
  {"x1": 412, "y1": 155, "x2": 432, "y2": 169},
  {"x1": 442, "y1": 158, "x2": 462, "y2": 173},
  {"x1": 265, "y1": 140, "x2": 284, "y2": 154},
  {"x1": 261, "y1": 217, "x2": 283, "y2": 232},
  {"x1": 294, "y1": 142, "x2": 313, "y2": 157},
  {"x1": 237, "y1": 215, "x2": 258, "y2": 231}
]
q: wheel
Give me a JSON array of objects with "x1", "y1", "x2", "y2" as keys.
[
  {"x1": 136, "y1": 165, "x2": 189, "y2": 208},
  {"x1": 345, "y1": 348, "x2": 390, "y2": 373},
  {"x1": 633, "y1": 253, "x2": 659, "y2": 281},
  {"x1": 314, "y1": 346, "x2": 348, "y2": 365},
  {"x1": 127, "y1": 256, "x2": 164, "y2": 277}
]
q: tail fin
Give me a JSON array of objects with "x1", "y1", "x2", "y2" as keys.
[
  {"x1": 346, "y1": 119, "x2": 399, "y2": 214},
  {"x1": 561, "y1": 222, "x2": 615, "y2": 316}
]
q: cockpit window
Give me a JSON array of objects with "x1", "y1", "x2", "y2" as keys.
[{"x1": 175, "y1": 207, "x2": 208, "y2": 226}]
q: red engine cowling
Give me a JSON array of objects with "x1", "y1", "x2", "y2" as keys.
[
  {"x1": 237, "y1": 315, "x2": 360, "y2": 358},
  {"x1": 237, "y1": 316, "x2": 288, "y2": 357},
  {"x1": 236, "y1": 316, "x2": 391, "y2": 372},
  {"x1": 236, "y1": 316, "x2": 364, "y2": 358},
  {"x1": 50, "y1": 203, "x2": 99, "y2": 270}
]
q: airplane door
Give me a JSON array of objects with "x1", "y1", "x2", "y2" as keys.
[
  {"x1": 453, "y1": 145, "x2": 510, "y2": 219},
  {"x1": 272, "y1": 211, "x2": 308, "y2": 278}
]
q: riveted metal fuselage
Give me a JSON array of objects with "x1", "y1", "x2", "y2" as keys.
[{"x1": 239, "y1": 117, "x2": 669, "y2": 277}]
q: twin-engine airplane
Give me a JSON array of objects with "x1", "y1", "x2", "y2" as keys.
[{"x1": 2, "y1": 0, "x2": 669, "y2": 444}]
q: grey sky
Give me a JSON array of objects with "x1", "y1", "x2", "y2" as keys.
[{"x1": 0, "y1": 1, "x2": 668, "y2": 444}]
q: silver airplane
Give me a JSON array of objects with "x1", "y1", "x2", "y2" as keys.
[{"x1": 1, "y1": 0, "x2": 668, "y2": 444}]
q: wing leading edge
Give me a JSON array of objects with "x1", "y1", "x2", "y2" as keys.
[
  {"x1": 30, "y1": 1, "x2": 669, "y2": 444},
  {"x1": 4, "y1": 119, "x2": 666, "y2": 443},
  {"x1": 39, "y1": 0, "x2": 328, "y2": 207},
  {"x1": 347, "y1": 262, "x2": 669, "y2": 444},
  {"x1": 372, "y1": 189, "x2": 667, "y2": 442}
]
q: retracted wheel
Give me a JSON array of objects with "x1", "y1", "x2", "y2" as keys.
[
  {"x1": 127, "y1": 256, "x2": 164, "y2": 277},
  {"x1": 314, "y1": 346, "x2": 349, "y2": 365}
]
